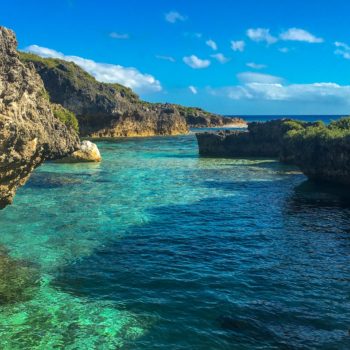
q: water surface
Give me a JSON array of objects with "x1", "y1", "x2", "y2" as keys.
[{"x1": 0, "y1": 133, "x2": 350, "y2": 349}]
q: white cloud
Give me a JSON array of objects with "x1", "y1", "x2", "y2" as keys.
[
  {"x1": 25, "y1": 45, "x2": 162, "y2": 94},
  {"x1": 211, "y1": 53, "x2": 229, "y2": 64},
  {"x1": 209, "y1": 76, "x2": 350, "y2": 103},
  {"x1": 109, "y1": 32, "x2": 129, "y2": 39},
  {"x1": 183, "y1": 55, "x2": 211, "y2": 69},
  {"x1": 165, "y1": 11, "x2": 186, "y2": 23},
  {"x1": 334, "y1": 41, "x2": 350, "y2": 59},
  {"x1": 189, "y1": 86, "x2": 198, "y2": 94},
  {"x1": 238, "y1": 72, "x2": 283, "y2": 84},
  {"x1": 231, "y1": 40, "x2": 245, "y2": 52},
  {"x1": 246, "y1": 62, "x2": 266, "y2": 69},
  {"x1": 278, "y1": 47, "x2": 290, "y2": 53},
  {"x1": 206, "y1": 39, "x2": 218, "y2": 51},
  {"x1": 246, "y1": 28, "x2": 277, "y2": 44},
  {"x1": 280, "y1": 28, "x2": 323, "y2": 43},
  {"x1": 156, "y1": 55, "x2": 176, "y2": 62}
]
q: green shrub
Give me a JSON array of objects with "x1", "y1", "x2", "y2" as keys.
[{"x1": 51, "y1": 104, "x2": 79, "y2": 133}]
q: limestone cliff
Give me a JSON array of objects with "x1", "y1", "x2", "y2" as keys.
[
  {"x1": 19, "y1": 53, "x2": 189, "y2": 137},
  {"x1": 0, "y1": 27, "x2": 79, "y2": 208},
  {"x1": 19, "y1": 53, "x2": 243, "y2": 136},
  {"x1": 196, "y1": 120, "x2": 297, "y2": 157}
]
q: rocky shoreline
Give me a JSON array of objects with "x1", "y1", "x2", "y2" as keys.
[
  {"x1": 19, "y1": 52, "x2": 242, "y2": 137},
  {"x1": 0, "y1": 25, "x2": 244, "y2": 208},
  {"x1": 196, "y1": 118, "x2": 350, "y2": 186},
  {"x1": 0, "y1": 27, "x2": 80, "y2": 208}
]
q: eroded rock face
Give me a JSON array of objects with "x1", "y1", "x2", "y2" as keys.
[
  {"x1": 0, "y1": 27, "x2": 79, "y2": 208},
  {"x1": 196, "y1": 120, "x2": 290, "y2": 157},
  {"x1": 19, "y1": 53, "x2": 189, "y2": 137}
]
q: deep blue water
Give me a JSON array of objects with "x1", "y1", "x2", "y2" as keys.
[{"x1": 0, "y1": 124, "x2": 350, "y2": 349}]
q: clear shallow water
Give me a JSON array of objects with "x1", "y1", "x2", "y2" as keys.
[{"x1": 1, "y1": 133, "x2": 350, "y2": 349}]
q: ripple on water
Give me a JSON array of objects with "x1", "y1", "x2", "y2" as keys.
[{"x1": 0, "y1": 134, "x2": 350, "y2": 349}]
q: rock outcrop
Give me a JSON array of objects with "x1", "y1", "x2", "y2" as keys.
[
  {"x1": 196, "y1": 118, "x2": 350, "y2": 186},
  {"x1": 196, "y1": 120, "x2": 295, "y2": 157},
  {"x1": 0, "y1": 27, "x2": 79, "y2": 208},
  {"x1": 19, "y1": 52, "x2": 243, "y2": 135},
  {"x1": 19, "y1": 53, "x2": 189, "y2": 137},
  {"x1": 174, "y1": 105, "x2": 246, "y2": 128},
  {"x1": 57, "y1": 140, "x2": 101, "y2": 163}
]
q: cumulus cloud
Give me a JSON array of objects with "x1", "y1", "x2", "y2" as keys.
[
  {"x1": 238, "y1": 72, "x2": 283, "y2": 84},
  {"x1": 209, "y1": 73, "x2": 350, "y2": 103},
  {"x1": 25, "y1": 45, "x2": 162, "y2": 94},
  {"x1": 165, "y1": 11, "x2": 186, "y2": 23},
  {"x1": 211, "y1": 53, "x2": 229, "y2": 64},
  {"x1": 183, "y1": 55, "x2": 211, "y2": 69},
  {"x1": 246, "y1": 62, "x2": 266, "y2": 69},
  {"x1": 246, "y1": 28, "x2": 277, "y2": 44},
  {"x1": 206, "y1": 39, "x2": 218, "y2": 51},
  {"x1": 189, "y1": 86, "x2": 198, "y2": 94},
  {"x1": 334, "y1": 41, "x2": 350, "y2": 59},
  {"x1": 280, "y1": 28, "x2": 323, "y2": 43},
  {"x1": 156, "y1": 55, "x2": 176, "y2": 62},
  {"x1": 109, "y1": 32, "x2": 129, "y2": 39},
  {"x1": 231, "y1": 40, "x2": 245, "y2": 52}
]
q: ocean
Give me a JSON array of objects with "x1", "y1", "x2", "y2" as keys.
[{"x1": 0, "y1": 117, "x2": 349, "y2": 349}]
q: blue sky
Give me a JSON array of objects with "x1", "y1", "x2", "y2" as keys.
[{"x1": 2, "y1": 0, "x2": 350, "y2": 115}]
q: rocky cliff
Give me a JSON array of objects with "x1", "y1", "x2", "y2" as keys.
[
  {"x1": 196, "y1": 119, "x2": 298, "y2": 157},
  {"x1": 19, "y1": 53, "x2": 188, "y2": 137},
  {"x1": 19, "y1": 53, "x2": 243, "y2": 136},
  {"x1": 0, "y1": 27, "x2": 79, "y2": 208},
  {"x1": 196, "y1": 118, "x2": 350, "y2": 186},
  {"x1": 174, "y1": 105, "x2": 246, "y2": 128}
]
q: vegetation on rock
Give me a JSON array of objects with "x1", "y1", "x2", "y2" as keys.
[
  {"x1": 19, "y1": 52, "x2": 241, "y2": 135},
  {"x1": 51, "y1": 103, "x2": 79, "y2": 133}
]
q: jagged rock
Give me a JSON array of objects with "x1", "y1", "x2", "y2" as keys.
[
  {"x1": 0, "y1": 26, "x2": 79, "y2": 208},
  {"x1": 57, "y1": 140, "x2": 101, "y2": 163},
  {"x1": 196, "y1": 120, "x2": 292, "y2": 157},
  {"x1": 174, "y1": 105, "x2": 247, "y2": 128},
  {"x1": 19, "y1": 52, "x2": 244, "y2": 134},
  {"x1": 19, "y1": 53, "x2": 189, "y2": 137},
  {"x1": 196, "y1": 118, "x2": 350, "y2": 186}
]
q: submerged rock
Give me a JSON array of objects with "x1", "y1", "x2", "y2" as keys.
[
  {"x1": 0, "y1": 26, "x2": 79, "y2": 208},
  {"x1": 0, "y1": 246, "x2": 39, "y2": 304},
  {"x1": 56, "y1": 140, "x2": 102, "y2": 163}
]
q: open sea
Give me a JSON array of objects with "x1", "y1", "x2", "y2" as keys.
[{"x1": 0, "y1": 116, "x2": 350, "y2": 349}]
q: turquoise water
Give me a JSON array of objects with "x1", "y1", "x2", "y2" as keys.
[{"x1": 1, "y1": 132, "x2": 350, "y2": 349}]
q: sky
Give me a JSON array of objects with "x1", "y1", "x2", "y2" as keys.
[{"x1": 2, "y1": 0, "x2": 350, "y2": 115}]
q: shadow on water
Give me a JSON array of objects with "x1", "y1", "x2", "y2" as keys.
[
  {"x1": 52, "y1": 181, "x2": 350, "y2": 349},
  {"x1": 288, "y1": 180, "x2": 350, "y2": 209}
]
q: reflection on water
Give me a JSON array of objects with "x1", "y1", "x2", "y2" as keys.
[{"x1": 0, "y1": 134, "x2": 349, "y2": 349}]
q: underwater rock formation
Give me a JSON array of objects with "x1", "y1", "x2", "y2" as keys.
[{"x1": 0, "y1": 246, "x2": 39, "y2": 304}]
